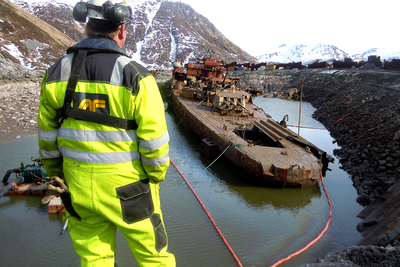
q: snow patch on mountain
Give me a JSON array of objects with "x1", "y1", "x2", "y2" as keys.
[
  {"x1": 257, "y1": 43, "x2": 400, "y2": 64},
  {"x1": 169, "y1": 23, "x2": 178, "y2": 61},
  {"x1": 1, "y1": 43, "x2": 30, "y2": 69},
  {"x1": 131, "y1": 0, "x2": 162, "y2": 66},
  {"x1": 7, "y1": 0, "x2": 399, "y2": 70},
  {"x1": 257, "y1": 43, "x2": 348, "y2": 64},
  {"x1": 361, "y1": 47, "x2": 400, "y2": 61}
]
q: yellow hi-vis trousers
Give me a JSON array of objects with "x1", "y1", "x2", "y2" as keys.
[{"x1": 63, "y1": 165, "x2": 176, "y2": 267}]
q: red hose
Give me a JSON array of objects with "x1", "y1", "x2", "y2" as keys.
[
  {"x1": 287, "y1": 113, "x2": 351, "y2": 131},
  {"x1": 270, "y1": 174, "x2": 332, "y2": 267},
  {"x1": 328, "y1": 113, "x2": 351, "y2": 130},
  {"x1": 170, "y1": 159, "x2": 244, "y2": 267},
  {"x1": 171, "y1": 159, "x2": 332, "y2": 267}
]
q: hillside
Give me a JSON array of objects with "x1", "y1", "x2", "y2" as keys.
[
  {"x1": 0, "y1": 0, "x2": 75, "y2": 70},
  {"x1": 9, "y1": 0, "x2": 258, "y2": 70},
  {"x1": 134, "y1": 1, "x2": 257, "y2": 69}
]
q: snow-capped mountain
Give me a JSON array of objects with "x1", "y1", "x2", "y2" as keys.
[
  {"x1": 6, "y1": 0, "x2": 258, "y2": 70},
  {"x1": 257, "y1": 43, "x2": 348, "y2": 64},
  {"x1": 356, "y1": 47, "x2": 400, "y2": 62},
  {"x1": 257, "y1": 43, "x2": 400, "y2": 65},
  {"x1": 2, "y1": 0, "x2": 399, "y2": 71}
]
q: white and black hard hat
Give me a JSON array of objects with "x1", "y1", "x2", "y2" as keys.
[{"x1": 73, "y1": 0, "x2": 132, "y2": 25}]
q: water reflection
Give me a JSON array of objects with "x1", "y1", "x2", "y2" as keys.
[
  {"x1": 0, "y1": 196, "x2": 14, "y2": 208},
  {"x1": 165, "y1": 95, "x2": 362, "y2": 266},
  {"x1": 201, "y1": 157, "x2": 322, "y2": 211},
  {"x1": 0, "y1": 194, "x2": 48, "y2": 213}
]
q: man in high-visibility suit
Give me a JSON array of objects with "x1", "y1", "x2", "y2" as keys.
[{"x1": 38, "y1": 0, "x2": 175, "y2": 266}]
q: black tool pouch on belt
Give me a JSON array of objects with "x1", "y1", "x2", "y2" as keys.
[{"x1": 60, "y1": 191, "x2": 81, "y2": 220}]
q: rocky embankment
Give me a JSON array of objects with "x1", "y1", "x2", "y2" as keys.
[
  {"x1": 232, "y1": 68, "x2": 400, "y2": 266},
  {"x1": 2, "y1": 67, "x2": 400, "y2": 266},
  {"x1": 0, "y1": 54, "x2": 44, "y2": 140},
  {"x1": 235, "y1": 69, "x2": 400, "y2": 208}
]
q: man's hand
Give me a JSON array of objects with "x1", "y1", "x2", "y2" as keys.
[{"x1": 41, "y1": 176, "x2": 69, "y2": 204}]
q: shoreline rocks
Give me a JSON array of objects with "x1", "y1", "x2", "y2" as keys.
[
  {"x1": 301, "y1": 245, "x2": 400, "y2": 267},
  {"x1": 0, "y1": 80, "x2": 42, "y2": 142},
  {"x1": 233, "y1": 69, "x2": 400, "y2": 208}
]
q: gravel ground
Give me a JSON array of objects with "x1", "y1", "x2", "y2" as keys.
[{"x1": 0, "y1": 80, "x2": 42, "y2": 142}]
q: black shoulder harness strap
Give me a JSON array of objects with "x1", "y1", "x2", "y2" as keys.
[{"x1": 58, "y1": 50, "x2": 138, "y2": 130}]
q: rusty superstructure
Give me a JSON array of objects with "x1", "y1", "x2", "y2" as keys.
[{"x1": 171, "y1": 56, "x2": 329, "y2": 188}]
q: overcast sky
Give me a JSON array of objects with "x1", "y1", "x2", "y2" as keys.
[{"x1": 174, "y1": 0, "x2": 399, "y2": 56}]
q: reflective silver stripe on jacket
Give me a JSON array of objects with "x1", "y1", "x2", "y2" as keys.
[
  {"x1": 138, "y1": 131, "x2": 169, "y2": 150},
  {"x1": 59, "y1": 147, "x2": 140, "y2": 164},
  {"x1": 110, "y1": 56, "x2": 132, "y2": 86},
  {"x1": 38, "y1": 127, "x2": 58, "y2": 142},
  {"x1": 39, "y1": 149, "x2": 62, "y2": 159},
  {"x1": 141, "y1": 150, "x2": 170, "y2": 167},
  {"x1": 60, "y1": 53, "x2": 74, "y2": 82},
  {"x1": 58, "y1": 128, "x2": 137, "y2": 142}
]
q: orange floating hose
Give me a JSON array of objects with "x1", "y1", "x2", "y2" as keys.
[
  {"x1": 327, "y1": 113, "x2": 350, "y2": 131},
  {"x1": 170, "y1": 160, "x2": 332, "y2": 267},
  {"x1": 170, "y1": 159, "x2": 244, "y2": 267},
  {"x1": 270, "y1": 174, "x2": 332, "y2": 267}
]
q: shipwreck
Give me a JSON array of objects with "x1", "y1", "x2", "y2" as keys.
[{"x1": 170, "y1": 56, "x2": 329, "y2": 188}]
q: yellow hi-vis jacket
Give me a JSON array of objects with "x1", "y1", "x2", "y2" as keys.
[{"x1": 38, "y1": 37, "x2": 169, "y2": 182}]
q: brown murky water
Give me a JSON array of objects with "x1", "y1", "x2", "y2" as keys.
[{"x1": 0, "y1": 97, "x2": 363, "y2": 267}]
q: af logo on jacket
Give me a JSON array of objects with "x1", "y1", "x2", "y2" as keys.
[{"x1": 73, "y1": 92, "x2": 110, "y2": 114}]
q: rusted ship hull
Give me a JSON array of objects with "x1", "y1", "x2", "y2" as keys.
[
  {"x1": 171, "y1": 84, "x2": 327, "y2": 188},
  {"x1": 170, "y1": 56, "x2": 328, "y2": 188}
]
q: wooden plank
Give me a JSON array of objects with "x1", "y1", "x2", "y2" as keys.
[
  {"x1": 5, "y1": 182, "x2": 47, "y2": 196},
  {"x1": 30, "y1": 183, "x2": 47, "y2": 196},
  {"x1": 48, "y1": 197, "x2": 65, "y2": 214},
  {"x1": 260, "y1": 119, "x2": 292, "y2": 138},
  {"x1": 358, "y1": 180, "x2": 400, "y2": 219},
  {"x1": 18, "y1": 183, "x2": 32, "y2": 195},
  {"x1": 253, "y1": 121, "x2": 280, "y2": 142},
  {"x1": 358, "y1": 216, "x2": 400, "y2": 246},
  {"x1": 360, "y1": 192, "x2": 400, "y2": 238},
  {"x1": 356, "y1": 180, "x2": 400, "y2": 247}
]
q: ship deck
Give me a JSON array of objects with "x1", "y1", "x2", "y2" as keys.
[{"x1": 173, "y1": 89, "x2": 325, "y2": 187}]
